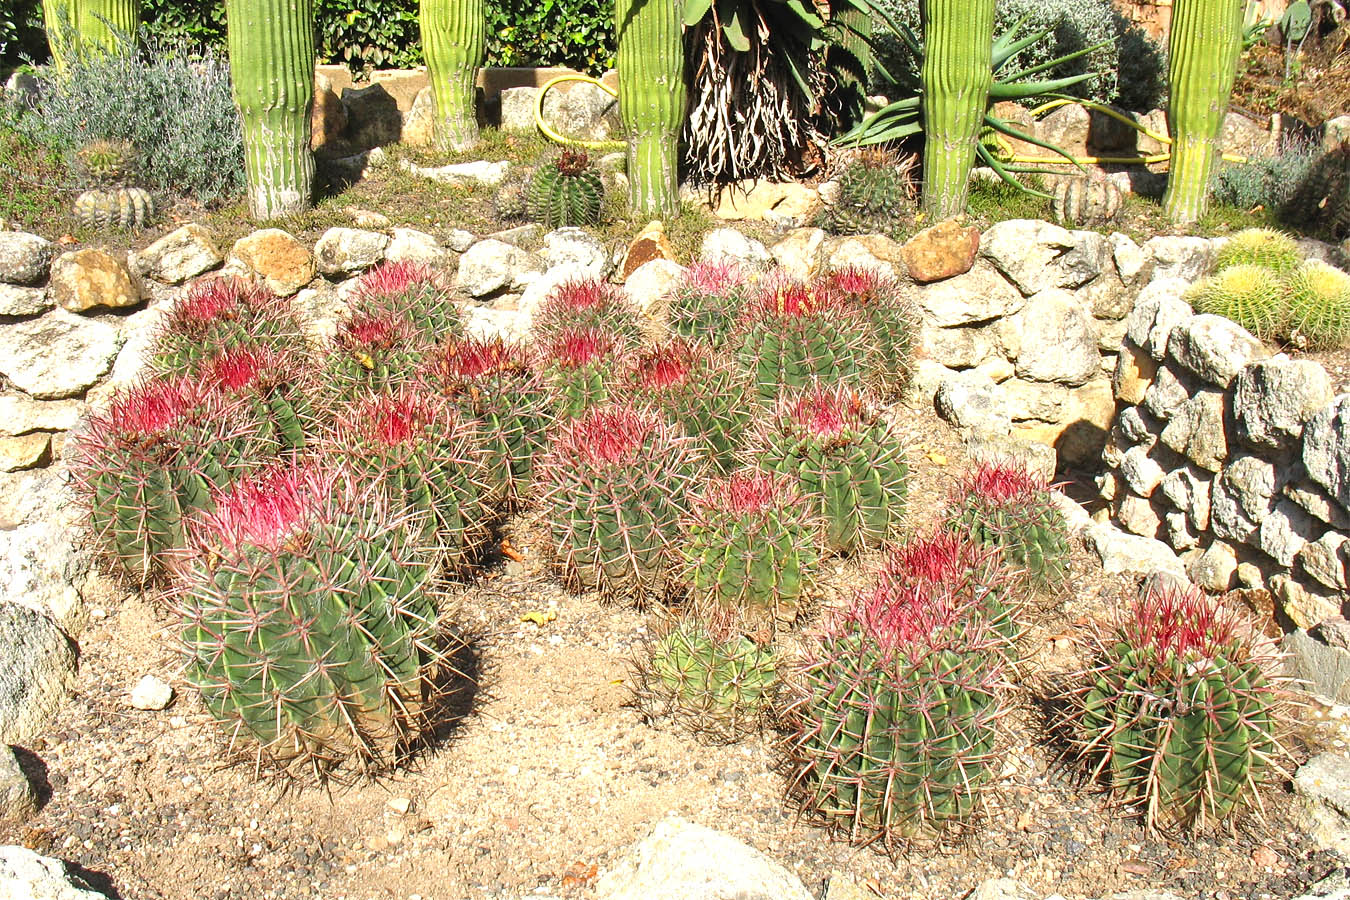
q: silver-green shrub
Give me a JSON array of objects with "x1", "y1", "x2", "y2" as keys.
[
  {"x1": 20, "y1": 32, "x2": 244, "y2": 205},
  {"x1": 1210, "y1": 138, "x2": 1320, "y2": 212}
]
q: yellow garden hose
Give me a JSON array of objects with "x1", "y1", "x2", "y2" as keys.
[{"x1": 533, "y1": 74, "x2": 627, "y2": 152}]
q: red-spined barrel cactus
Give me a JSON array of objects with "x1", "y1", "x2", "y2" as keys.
[
  {"x1": 537, "y1": 325, "x2": 626, "y2": 419},
  {"x1": 537, "y1": 404, "x2": 703, "y2": 601},
  {"x1": 150, "y1": 276, "x2": 308, "y2": 379},
  {"x1": 943, "y1": 462, "x2": 1070, "y2": 590},
  {"x1": 423, "y1": 336, "x2": 552, "y2": 508},
  {"x1": 325, "y1": 307, "x2": 433, "y2": 399},
  {"x1": 530, "y1": 277, "x2": 643, "y2": 352},
  {"x1": 635, "y1": 607, "x2": 778, "y2": 744},
  {"x1": 746, "y1": 384, "x2": 907, "y2": 554},
  {"x1": 818, "y1": 266, "x2": 919, "y2": 398},
  {"x1": 71, "y1": 377, "x2": 279, "y2": 584},
  {"x1": 734, "y1": 272, "x2": 874, "y2": 402},
  {"x1": 1064, "y1": 582, "x2": 1287, "y2": 831},
  {"x1": 200, "y1": 344, "x2": 319, "y2": 454},
  {"x1": 682, "y1": 471, "x2": 819, "y2": 631},
  {"x1": 667, "y1": 259, "x2": 750, "y2": 350},
  {"x1": 351, "y1": 260, "x2": 464, "y2": 345},
  {"x1": 325, "y1": 387, "x2": 496, "y2": 573},
  {"x1": 173, "y1": 462, "x2": 445, "y2": 776},
  {"x1": 786, "y1": 570, "x2": 1009, "y2": 847},
  {"x1": 624, "y1": 339, "x2": 754, "y2": 473}
]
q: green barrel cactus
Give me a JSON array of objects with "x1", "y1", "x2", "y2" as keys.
[
  {"x1": 527, "y1": 150, "x2": 606, "y2": 228},
  {"x1": 530, "y1": 277, "x2": 644, "y2": 353},
  {"x1": 1214, "y1": 228, "x2": 1303, "y2": 274},
  {"x1": 667, "y1": 259, "x2": 750, "y2": 350},
  {"x1": 199, "y1": 344, "x2": 319, "y2": 454},
  {"x1": 1285, "y1": 260, "x2": 1350, "y2": 350},
  {"x1": 74, "y1": 187, "x2": 156, "y2": 231},
  {"x1": 614, "y1": 0, "x2": 685, "y2": 217},
  {"x1": 350, "y1": 260, "x2": 465, "y2": 346},
  {"x1": 419, "y1": 0, "x2": 485, "y2": 150},
  {"x1": 919, "y1": 0, "x2": 995, "y2": 219},
  {"x1": 816, "y1": 150, "x2": 914, "y2": 237},
  {"x1": 818, "y1": 265, "x2": 919, "y2": 399},
  {"x1": 149, "y1": 276, "x2": 309, "y2": 380},
  {"x1": 943, "y1": 462, "x2": 1070, "y2": 590},
  {"x1": 537, "y1": 325, "x2": 625, "y2": 419},
  {"x1": 1187, "y1": 264, "x2": 1288, "y2": 340}
]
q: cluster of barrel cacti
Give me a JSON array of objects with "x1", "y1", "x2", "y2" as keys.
[{"x1": 1188, "y1": 227, "x2": 1350, "y2": 349}]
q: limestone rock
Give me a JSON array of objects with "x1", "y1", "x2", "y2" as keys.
[
  {"x1": 713, "y1": 180, "x2": 818, "y2": 228},
  {"x1": 1159, "y1": 465, "x2": 1213, "y2": 532},
  {"x1": 1211, "y1": 455, "x2": 1278, "y2": 544},
  {"x1": 1086, "y1": 522, "x2": 1185, "y2": 576},
  {"x1": 1113, "y1": 344, "x2": 1156, "y2": 405},
  {"x1": 700, "y1": 228, "x2": 771, "y2": 269},
  {"x1": 454, "y1": 239, "x2": 546, "y2": 298},
  {"x1": 1167, "y1": 314, "x2": 1270, "y2": 388},
  {"x1": 230, "y1": 229, "x2": 315, "y2": 296},
  {"x1": 400, "y1": 86, "x2": 436, "y2": 148},
  {"x1": 384, "y1": 228, "x2": 448, "y2": 268},
  {"x1": 0, "y1": 233, "x2": 54, "y2": 285},
  {"x1": 1256, "y1": 499, "x2": 1320, "y2": 566},
  {"x1": 0, "y1": 846, "x2": 111, "y2": 899},
  {"x1": 1007, "y1": 288, "x2": 1098, "y2": 385},
  {"x1": 313, "y1": 227, "x2": 389, "y2": 277},
  {"x1": 488, "y1": 223, "x2": 542, "y2": 247},
  {"x1": 904, "y1": 358, "x2": 956, "y2": 407},
  {"x1": 1303, "y1": 395, "x2": 1350, "y2": 511},
  {"x1": 770, "y1": 228, "x2": 826, "y2": 281},
  {"x1": 966, "y1": 431, "x2": 1058, "y2": 482},
  {"x1": 1012, "y1": 378, "x2": 1115, "y2": 465},
  {"x1": 0, "y1": 434, "x2": 50, "y2": 472},
  {"x1": 980, "y1": 219, "x2": 1104, "y2": 294},
  {"x1": 463, "y1": 306, "x2": 530, "y2": 345},
  {"x1": 1001, "y1": 379, "x2": 1067, "y2": 424},
  {"x1": 0, "y1": 747, "x2": 37, "y2": 824},
  {"x1": 1141, "y1": 364, "x2": 1191, "y2": 421},
  {"x1": 0, "y1": 285, "x2": 52, "y2": 317},
  {"x1": 1118, "y1": 406, "x2": 1158, "y2": 446},
  {"x1": 0, "y1": 395, "x2": 83, "y2": 436},
  {"x1": 128, "y1": 674, "x2": 173, "y2": 710},
  {"x1": 48, "y1": 249, "x2": 139, "y2": 313},
  {"x1": 1116, "y1": 492, "x2": 1163, "y2": 538},
  {"x1": 0, "y1": 469, "x2": 93, "y2": 630},
  {"x1": 0, "y1": 603, "x2": 77, "y2": 744},
  {"x1": 0, "y1": 310, "x2": 123, "y2": 399},
  {"x1": 825, "y1": 236, "x2": 897, "y2": 279},
  {"x1": 914, "y1": 260, "x2": 1023, "y2": 327},
  {"x1": 1285, "y1": 625, "x2": 1350, "y2": 704},
  {"x1": 517, "y1": 263, "x2": 592, "y2": 320},
  {"x1": 934, "y1": 372, "x2": 1010, "y2": 435},
  {"x1": 499, "y1": 86, "x2": 539, "y2": 132},
  {"x1": 1125, "y1": 278, "x2": 1192, "y2": 360},
  {"x1": 541, "y1": 227, "x2": 608, "y2": 276},
  {"x1": 1299, "y1": 533, "x2": 1350, "y2": 591},
  {"x1": 594, "y1": 817, "x2": 814, "y2": 900},
  {"x1": 919, "y1": 324, "x2": 996, "y2": 369},
  {"x1": 1159, "y1": 390, "x2": 1227, "y2": 472},
  {"x1": 443, "y1": 229, "x2": 477, "y2": 253},
  {"x1": 1190, "y1": 540, "x2": 1238, "y2": 592},
  {"x1": 1083, "y1": 271, "x2": 1132, "y2": 321},
  {"x1": 1109, "y1": 231, "x2": 1151, "y2": 286},
  {"x1": 1294, "y1": 753, "x2": 1350, "y2": 857},
  {"x1": 399, "y1": 159, "x2": 510, "y2": 187},
  {"x1": 624, "y1": 259, "x2": 687, "y2": 322},
  {"x1": 130, "y1": 224, "x2": 223, "y2": 285},
  {"x1": 900, "y1": 218, "x2": 979, "y2": 283},
  {"x1": 1120, "y1": 446, "x2": 1166, "y2": 497},
  {"x1": 541, "y1": 81, "x2": 619, "y2": 143},
  {"x1": 1274, "y1": 575, "x2": 1343, "y2": 632},
  {"x1": 1287, "y1": 480, "x2": 1350, "y2": 530},
  {"x1": 1143, "y1": 235, "x2": 1213, "y2": 281},
  {"x1": 623, "y1": 221, "x2": 677, "y2": 280},
  {"x1": 1233, "y1": 357, "x2": 1333, "y2": 451}
]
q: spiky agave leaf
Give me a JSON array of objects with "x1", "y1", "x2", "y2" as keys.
[
  {"x1": 744, "y1": 383, "x2": 907, "y2": 554},
  {"x1": 537, "y1": 403, "x2": 704, "y2": 602},
  {"x1": 149, "y1": 276, "x2": 309, "y2": 379},
  {"x1": 172, "y1": 460, "x2": 448, "y2": 778},
  {"x1": 530, "y1": 277, "x2": 644, "y2": 352},
  {"x1": 816, "y1": 265, "x2": 920, "y2": 398},
  {"x1": 666, "y1": 259, "x2": 751, "y2": 350},
  {"x1": 943, "y1": 461, "x2": 1070, "y2": 591},
  {"x1": 350, "y1": 260, "x2": 464, "y2": 344},
  {"x1": 1062, "y1": 581, "x2": 1290, "y2": 831}
]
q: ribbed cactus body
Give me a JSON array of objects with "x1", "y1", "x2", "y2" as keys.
[
  {"x1": 420, "y1": 0, "x2": 485, "y2": 151},
  {"x1": 667, "y1": 260, "x2": 749, "y2": 350},
  {"x1": 201, "y1": 345, "x2": 318, "y2": 454},
  {"x1": 1051, "y1": 176, "x2": 1123, "y2": 228},
  {"x1": 1286, "y1": 260, "x2": 1350, "y2": 350},
  {"x1": 819, "y1": 154, "x2": 913, "y2": 237},
  {"x1": 1161, "y1": 0, "x2": 1243, "y2": 224},
  {"x1": 1213, "y1": 229, "x2": 1302, "y2": 274},
  {"x1": 176, "y1": 465, "x2": 443, "y2": 775},
  {"x1": 1187, "y1": 264, "x2": 1287, "y2": 340},
  {"x1": 748, "y1": 385, "x2": 907, "y2": 555},
  {"x1": 538, "y1": 405, "x2": 702, "y2": 601},
  {"x1": 42, "y1": 0, "x2": 140, "y2": 70},
  {"x1": 531, "y1": 277, "x2": 643, "y2": 352},
  {"x1": 527, "y1": 152, "x2": 605, "y2": 228},
  {"x1": 614, "y1": 0, "x2": 685, "y2": 217},
  {"x1": 819, "y1": 266, "x2": 918, "y2": 398},
  {"x1": 151, "y1": 277, "x2": 309, "y2": 380},
  {"x1": 627, "y1": 340, "x2": 753, "y2": 472},
  {"x1": 352, "y1": 261, "x2": 465, "y2": 345},
  {"x1": 945, "y1": 463, "x2": 1069, "y2": 590},
  {"x1": 919, "y1": 0, "x2": 995, "y2": 219},
  {"x1": 74, "y1": 187, "x2": 155, "y2": 231},
  {"x1": 539, "y1": 326, "x2": 624, "y2": 419},
  {"x1": 226, "y1": 0, "x2": 315, "y2": 220}
]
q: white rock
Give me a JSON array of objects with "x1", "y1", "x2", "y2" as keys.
[
  {"x1": 130, "y1": 224, "x2": 223, "y2": 284},
  {"x1": 0, "y1": 469, "x2": 92, "y2": 630},
  {"x1": 0, "y1": 310, "x2": 123, "y2": 399},
  {"x1": 541, "y1": 227, "x2": 608, "y2": 276},
  {"x1": 1233, "y1": 357, "x2": 1333, "y2": 451},
  {"x1": 934, "y1": 371, "x2": 1010, "y2": 435},
  {"x1": 463, "y1": 305, "x2": 531, "y2": 344},
  {"x1": 1125, "y1": 278, "x2": 1193, "y2": 360},
  {"x1": 0, "y1": 394, "x2": 83, "y2": 436},
  {"x1": 128, "y1": 674, "x2": 173, "y2": 710},
  {"x1": 384, "y1": 228, "x2": 448, "y2": 268},
  {"x1": 0, "y1": 602, "x2": 78, "y2": 744},
  {"x1": 1007, "y1": 288, "x2": 1099, "y2": 385},
  {"x1": 1109, "y1": 231, "x2": 1150, "y2": 285},
  {"x1": 699, "y1": 228, "x2": 771, "y2": 269},
  {"x1": 0, "y1": 846, "x2": 111, "y2": 899},
  {"x1": 1167, "y1": 314, "x2": 1269, "y2": 388},
  {"x1": 1086, "y1": 522, "x2": 1185, "y2": 576},
  {"x1": 1294, "y1": 753, "x2": 1350, "y2": 857},
  {"x1": 624, "y1": 259, "x2": 687, "y2": 320},
  {"x1": 399, "y1": 159, "x2": 509, "y2": 187},
  {"x1": 313, "y1": 227, "x2": 389, "y2": 276},
  {"x1": 1143, "y1": 234, "x2": 1214, "y2": 281},
  {"x1": 517, "y1": 263, "x2": 594, "y2": 319},
  {"x1": 0, "y1": 233, "x2": 54, "y2": 285},
  {"x1": 915, "y1": 260, "x2": 1024, "y2": 327},
  {"x1": 454, "y1": 239, "x2": 546, "y2": 298},
  {"x1": 0, "y1": 285, "x2": 52, "y2": 317},
  {"x1": 1303, "y1": 394, "x2": 1350, "y2": 511}
]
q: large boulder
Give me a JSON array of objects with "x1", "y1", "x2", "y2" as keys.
[
  {"x1": 48, "y1": 249, "x2": 140, "y2": 313},
  {"x1": 454, "y1": 239, "x2": 546, "y2": 298},
  {"x1": 900, "y1": 218, "x2": 980, "y2": 283},
  {"x1": 313, "y1": 227, "x2": 389, "y2": 276},
  {"x1": 1294, "y1": 752, "x2": 1350, "y2": 857},
  {"x1": 1167, "y1": 314, "x2": 1270, "y2": 389},
  {"x1": 914, "y1": 260, "x2": 1023, "y2": 327},
  {"x1": 0, "y1": 846, "x2": 112, "y2": 900},
  {"x1": 1005, "y1": 288, "x2": 1099, "y2": 385},
  {"x1": 0, "y1": 602, "x2": 77, "y2": 745},
  {"x1": 1233, "y1": 357, "x2": 1334, "y2": 451},
  {"x1": 1304, "y1": 395, "x2": 1350, "y2": 511}
]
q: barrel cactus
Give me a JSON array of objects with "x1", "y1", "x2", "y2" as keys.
[
  {"x1": 943, "y1": 462, "x2": 1070, "y2": 590},
  {"x1": 1186, "y1": 264, "x2": 1288, "y2": 340},
  {"x1": 537, "y1": 404, "x2": 703, "y2": 601},
  {"x1": 1051, "y1": 175, "x2": 1123, "y2": 228},
  {"x1": 199, "y1": 344, "x2": 319, "y2": 454},
  {"x1": 746, "y1": 384, "x2": 907, "y2": 554},
  {"x1": 817, "y1": 150, "x2": 915, "y2": 237},
  {"x1": 351, "y1": 260, "x2": 464, "y2": 345},
  {"x1": 1213, "y1": 228, "x2": 1302, "y2": 274},
  {"x1": 537, "y1": 325, "x2": 626, "y2": 419},
  {"x1": 74, "y1": 139, "x2": 138, "y2": 186},
  {"x1": 1285, "y1": 260, "x2": 1350, "y2": 350},
  {"x1": 817, "y1": 265, "x2": 918, "y2": 398},
  {"x1": 324, "y1": 307, "x2": 434, "y2": 399},
  {"x1": 682, "y1": 471, "x2": 819, "y2": 631},
  {"x1": 527, "y1": 150, "x2": 605, "y2": 228},
  {"x1": 74, "y1": 187, "x2": 156, "y2": 231},
  {"x1": 1063, "y1": 581, "x2": 1286, "y2": 830},
  {"x1": 150, "y1": 276, "x2": 309, "y2": 379},
  {"x1": 530, "y1": 277, "x2": 643, "y2": 352},
  {"x1": 173, "y1": 462, "x2": 447, "y2": 776},
  {"x1": 667, "y1": 259, "x2": 750, "y2": 350}
]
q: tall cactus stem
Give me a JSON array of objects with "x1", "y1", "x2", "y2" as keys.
[
  {"x1": 227, "y1": 0, "x2": 316, "y2": 220},
  {"x1": 1162, "y1": 0, "x2": 1243, "y2": 225},
  {"x1": 42, "y1": 0, "x2": 140, "y2": 70},
  {"x1": 420, "y1": 0, "x2": 485, "y2": 151},
  {"x1": 919, "y1": 0, "x2": 994, "y2": 220},
  {"x1": 615, "y1": 0, "x2": 686, "y2": 219}
]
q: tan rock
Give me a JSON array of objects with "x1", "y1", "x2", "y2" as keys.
[
  {"x1": 0, "y1": 433, "x2": 51, "y2": 472},
  {"x1": 230, "y1": 229, "x2": 316, "y2": 296},
  {"x1": 1013, "y1": 378, "x2": 1115, "y2": 465},
  {"x1": 713, "y1": 180, "x2": 818, "y2": 226},
  {"x1": 48, "y1": 248, "x2": 139, "y2": 312},
  {"x1": 770, "y1": 228, "x2": 826, "y2": 281},
  {"x1": 622, "y1": 221, "x2": 676, "y2": 280},
  {"x1": 311, "y1": 73, "x2": 347, "y2": 151},
  {"x1": 0, "y1": 394, "x2": 83, "y2": 436},
  {"x1": 900, "y1": 218, "x2": 980, "y2": 283},
  {"x1": 131, "y1": 223, "x2": 223, "y2": 285},
  {"x1": 1113, "y1": 342, "x2": 1156, "y2": 405},
  {"x1": 402, "y1": 86, "x2": 437, "y2": 149}
]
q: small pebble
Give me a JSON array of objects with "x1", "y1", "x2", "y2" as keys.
[
  {"x1": 129, "y1": 675, "x2": 174, "y2": 711},
  {"x1": 387, "y1": 797, "x2": 412, "y2": 815}
]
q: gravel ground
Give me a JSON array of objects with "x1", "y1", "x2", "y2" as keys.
[{"x1": 3, "y1": 403, "x2": 1344, "y2": 900}]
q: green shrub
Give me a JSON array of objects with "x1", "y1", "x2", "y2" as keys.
[
  {"x1": 1210, "y1": 138, "x2": 1320, "y2": 212},
  {"x1": 484, "y1": 0, "x2": 614, "y2": 74},
  {"x1": 20, "y1": 32, "x2": 245, "y2": 205},
  {"x1": 0, "y1": 0, "x2": 48, "y2": 69}
]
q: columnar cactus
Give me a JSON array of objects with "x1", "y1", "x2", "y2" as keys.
[
  {"x1": 818, "y1": 266, "x2": 919, "y2": 398},
  {"x1": 527, "y1": 150, "x2": 606, "y2": 228},
  {"x1": 919, "y1": 0, "x2": 995, "y2": 219},
  {"x1": 424, "y1": 336, "x2": 552, "y2": 507},
  {"x1": 786, "y1": 568, "x2": 1009, "y2": 847},
  {"x1": 71, "y1": 378, "x2": 277, "y2": 584},
  {"x1": 150, "y1": 276, "x2": 308, "y2": 379},
  {"x1": 635, "y1": 609, "x2": 778, "y2": 744},
  {"x1": 537, "y1": 404, "x2": 702, "y2": 601},
  {"x1": 625, "y1": 339, "x2": 754, "y2": 472},
  {"x1": 734, "y1": 273, "x2": 873, "y2": 402},
  {"x1": 1064, "y1": 582, "x2": 1286, "y2": 830},
  {"x1": 682, "y1": 471, "x2": 819, "y2": 630},
  {"x1": 419, "y1": 0, "x2": 485, "y2": 151},
  {"x1": 42, "y1": 0, "x2": 140, "y2": 71},
  {"x1": 226, "y1": 0, "x2": 316, "y2": 219},
  {"x1": 1161, "y1": 0, "x2": 1244, "y2": 224},
  {"x1": 531, "y1": 277, "x2": 643, "y2": 352},
  {"x1": 174, "y1": 463, "x2": 445, "y2": 776},
  {"x1": 943, "y1": 462, "x2": 1070, "y2": 591},
  {"x1": 537, "y1": 326, "x2": 625, "y2": 419},
  {"x1": 667, "y1": 259, "x2": 749, "y2": 350},
  {"x1": 746, "y1": 384, "x2": 907, "y2": 554},
  {"x1": 614, "y1": 0, "x2": 686, "y2": 217}
]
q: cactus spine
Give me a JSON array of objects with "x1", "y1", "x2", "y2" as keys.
[
  {"x1": 614, "y1": 0, "x2": 685, "y2": 217},
  {"x1": 42, "y1": 0, "x2": 140, "y2": 71},
  {"x1": 226, "y1": 0, "x2": 316, "y2": 220},
  {"x1": 1161, "y1": 0, "x2": 1243, "y2": 224},
  {"x1": 919, "y1": 0, "x2": 995, "y2": 219},
  {"x1": 419, "y1": 0, "x2": 485, "y2": 151}
]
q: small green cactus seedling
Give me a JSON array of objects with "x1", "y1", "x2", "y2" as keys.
[
  {"x1": 944, "y1": 461, "x2": 1070, "y2": 590},
  {"x1": 817, "y1": 150, "x2": 915, "y2": 237},
  {"x1": 1213, "y1": 228, "x2": 1302, "y2": 274},
  {"x1": 527, "y1": 149, "x2": 605, "y2": 228},
  {"x1": 1285, "y1": 259, "x2": 1350, "y2": 350},
  {"x1": 74, "y1": 139, "x2": 138, "y2": 186},
  {"x1": 1187, "y1": 264, "x2": 1287, "y2": 340}
]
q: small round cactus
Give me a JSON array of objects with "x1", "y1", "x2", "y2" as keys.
[
  {"x1": 943, "y1": 461, "x2": 1070, "y2": 590},
  {"x1": 1063, "y1": 581, "x2": 1287, "y2": 831},
  {"x1": 530, "y1": 277, "x2": 643, "y2": 352},
  {"x1": 74, "y1": 139, "x2": 138, "y2": 186},
  {"x1": 1213, "y1": 228, "x2": 1302, "y2": 274},
  {"x1": 817, "y1": 265, "x2": 919, "y2": 398},
  {"x1": 1051, "y1": 175, "x2": 1123, "y2": 228},
  {"x1": 74, "y1": 187, "x2": 156, "y2": 231},
  {"x1": 1285, "y1": 259, "x2": 1350, "y2": 350},
  {"x1": 1187, "y1": 264, "x2": 1287, "y2": 340},
  {"x1": 816, "y1": 150, "x2": 915, "y2": 237},
  {"x1": 527, "y1": 149, "x2": 605, "y2": 228},
  {"x1": 150, "y1": 276, "x2": 309, "y2": 379},
  {"x1": 667, "y1": 259, "x2": 750, "y2": 350}
]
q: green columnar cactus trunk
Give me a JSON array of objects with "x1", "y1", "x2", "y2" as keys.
[
  {"x1": 419, "y1": 0, "x2": 485, "y2": 151},
  {"x1": 919, "y1": 0, "x2": 994, "y2": 219},
  {"x1": 614, "y1": 0, "x2": 685, "y2": 218},
  {"x1": 226, "y1": 0, "x2": 316, "y2": 220},
  {"x1": 1162, "y1": 0, "x2": 1243, "y2": 224},
  {"x1": 43, "y1": 0, "x2": 140, "y2": 71}
]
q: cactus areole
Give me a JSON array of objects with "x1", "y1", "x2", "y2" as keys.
[
  {"x1": 1162, "y1": 0, "x2": 1243, "y2": 224},
  {"x1": 919, "y1": 0, "x2": 995, "y2": 219},
  {"x1": 615, "y1": 0, "x2": 687, "y2": 218},
  {"x1": 226, "y1": 0, "x2": 316, "y2": 220},
  {"x1": 419, "y1": 0, "x2": 485, "y2": 150}
]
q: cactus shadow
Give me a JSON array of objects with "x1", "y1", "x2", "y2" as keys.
[{"x1": 402, "y1": 627, "x2": 486, "y2": 764}]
